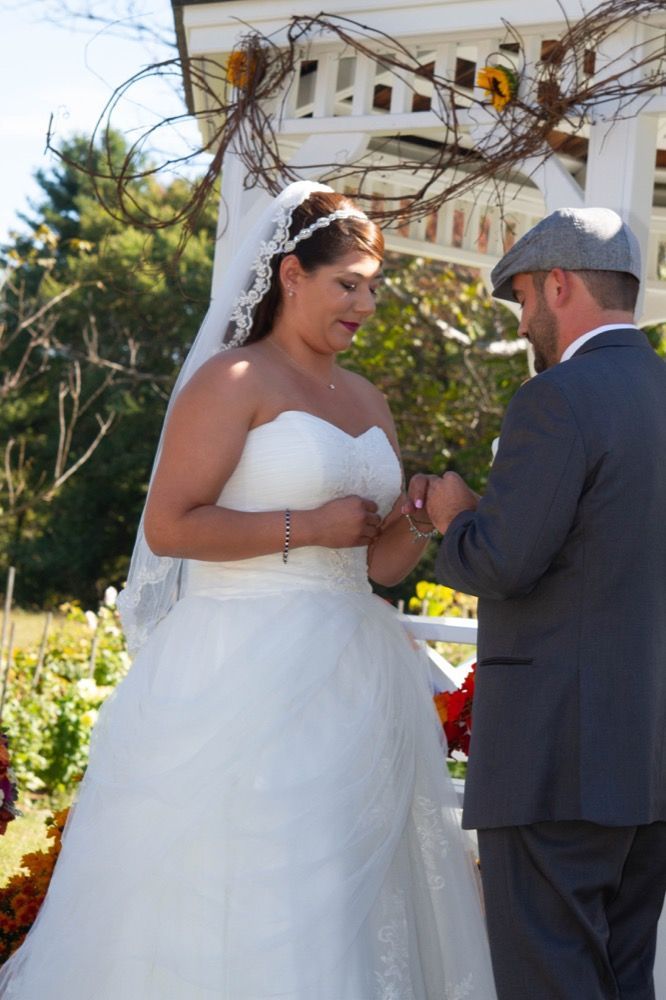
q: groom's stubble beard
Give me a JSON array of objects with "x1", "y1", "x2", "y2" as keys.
[{"x1": 528, "y1": 288, "x2": 559, "y2": 373}]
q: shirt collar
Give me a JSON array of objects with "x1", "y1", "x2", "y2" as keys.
[{"x1": 559, "y1": 323, "x2": 640, "y2": 363}]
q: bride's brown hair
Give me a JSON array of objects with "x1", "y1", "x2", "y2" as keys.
[{"x1": 246, "y1": 191, "x2": 383, "y2": 344}]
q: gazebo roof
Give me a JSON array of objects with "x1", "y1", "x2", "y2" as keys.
[{"x1": 170, "y1": 0, "x2": 666, "y2": 323}]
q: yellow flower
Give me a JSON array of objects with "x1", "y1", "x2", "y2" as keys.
[
  {"x1": 476, "y1": 65, "x2": 518, "y2": 111},
  {"x1": 226, "y1": 50, "x2": 258, "y2": 90},
  {"x1": 413, "y1": 581, "x2": 455, "y2": 615}
]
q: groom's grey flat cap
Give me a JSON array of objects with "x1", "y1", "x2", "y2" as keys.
[{"x1": 491, "y1": 207, "x2": 642, "y2": 302}]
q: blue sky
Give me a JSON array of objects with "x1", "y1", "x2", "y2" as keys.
[{"x1": 0, "y1": 0, "x2": 204, "y2": 243}]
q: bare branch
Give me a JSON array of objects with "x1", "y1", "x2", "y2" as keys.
[
  {"x1": 0, "y1": 271, "x2": 123, "y2": 519},
  {"x1": 46, "y1": 410, "x2": 115, "y2": 500},
  {"x1": 44, "y1": 1, "x2": 666, "y2": 243},
  {"x1": 13, "y1": 282, "x2": 86, "y2": 336},
  {"x1": 16, "y1": 0, "x2": 176, "y2": 50}
]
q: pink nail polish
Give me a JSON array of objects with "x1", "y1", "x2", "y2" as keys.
[{"x1": 415, "y1": 499, "x2": 424, "y2": 509}]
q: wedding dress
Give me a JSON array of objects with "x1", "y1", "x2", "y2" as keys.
[{"x1": 0, "y1": 410, "x2": 496, "y2": 999}]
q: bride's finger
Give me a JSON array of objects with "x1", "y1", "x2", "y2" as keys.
[{"x1": 404, "y1": 474, "x2": 431, "y2": 513}]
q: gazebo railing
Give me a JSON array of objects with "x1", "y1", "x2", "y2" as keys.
[{"x1": 400, "y1": 613, "x2": 477, "y2": 692}]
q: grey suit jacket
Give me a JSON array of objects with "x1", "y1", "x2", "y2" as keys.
[{"x1": 436, "y1": 328, "x2": 666, "y2": 829}]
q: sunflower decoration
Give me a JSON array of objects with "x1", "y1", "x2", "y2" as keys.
[
  {"x1": 226, "y1": 47, "x2": 265, "y2": 91},
  {"x1": 476, "y1": 64, "x2": 519, "y2": 111}
]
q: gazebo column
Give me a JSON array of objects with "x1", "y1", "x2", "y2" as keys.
[
  {"x1": 586, "y1": 112, "x2": 658, "y2": 258},
  {"x1": 211, "y1": 152, "x2": 271, "y2": 298},
  {"x1": 524, "y1": 156, "x2": 583, "y2": 213},
  {"x1": 583, "y1": 20, "x2": 659, "y2": 315}
]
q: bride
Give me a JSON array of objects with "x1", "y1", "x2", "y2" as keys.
[{"x1": 0, "y1": 182, "x2": 497, "y2": 999}]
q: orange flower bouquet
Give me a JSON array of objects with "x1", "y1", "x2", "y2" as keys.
[
  {"x1": 0, "y1": 807, "x2": 69, "y2": 963},
  {"x1": 433, "y1": 664, "x2": 476, "y2": 756}
]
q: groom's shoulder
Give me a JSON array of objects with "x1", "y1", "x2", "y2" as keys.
[
  {"x1": 508, "y1": 367, "x2": 572, "y2": 410},
  {"x1": 512, "y1": 343, "x2": 630, "y2": 404},
  {"x1": 504, "y1": 366, "x2": 597, "y2": 434},
  {"x1": 509, "y1": 336, "x2": 664, "y2": 424}
]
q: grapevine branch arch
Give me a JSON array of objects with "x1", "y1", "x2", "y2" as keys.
[{"x1": 47, "y1": 1, "x2": 666, "y2": 244}]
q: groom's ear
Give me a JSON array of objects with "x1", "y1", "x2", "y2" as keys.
[{"x1": 545, "y1": 268, "x2": 574, "y2": 309}]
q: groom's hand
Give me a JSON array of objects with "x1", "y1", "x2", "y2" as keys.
[{"x1": 425, "y1": 472, "x2": 480, "y2": 534}]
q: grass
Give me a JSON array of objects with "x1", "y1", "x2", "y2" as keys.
[
  {"x1": 0, "y1": 803, "x2": 52, "y2": 886},
  {"x1": 7, "y1": 609, "x2": 67, "y2": 650},
  {"x1": 3, "y1": 608, "x2": 89, "y2": 653}
]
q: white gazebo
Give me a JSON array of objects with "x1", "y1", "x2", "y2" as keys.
[{"x1": 171, "y1": 0, "x2": 666, "y2": 991}]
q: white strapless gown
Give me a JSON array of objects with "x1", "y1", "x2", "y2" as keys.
[{"x1": 0, "y1": 411, "x2": 497, "y2": 1000}]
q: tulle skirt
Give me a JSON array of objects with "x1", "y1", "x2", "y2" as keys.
[{"x1": 0, "y1": 590, "x2": 496, "y2": 999}]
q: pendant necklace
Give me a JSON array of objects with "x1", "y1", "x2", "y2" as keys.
[{"x1": 267, "y1": 338, "x2": 337, "y2": 390}]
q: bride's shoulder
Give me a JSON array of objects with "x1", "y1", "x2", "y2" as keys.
[
  {"x1": 341, "y1": 369, "x2": 392, "y2": 417},
  {"x1": 170, "y1": 348, "x2": 269, "y2": 434},
  {"x1": 188, "y1": 345, "x2": 268, "y2": 396}
]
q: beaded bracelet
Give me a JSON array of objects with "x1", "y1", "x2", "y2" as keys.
[
  {"x1": 282, "y1": 509, "x2": 291, "y2": 563},
  {"x1": 404, "y1": 512, "x2": 439, "y2": 542}
]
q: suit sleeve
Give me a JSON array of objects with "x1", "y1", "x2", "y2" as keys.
[{"x1": 435, "y1": 375, "x2": 587, "y2": 599}]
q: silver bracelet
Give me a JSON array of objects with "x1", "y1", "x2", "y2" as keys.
[
  {"x1": 282, "y1": 509, "x2": 291, "y2": 563},
  {"x1": 404, "y1": 512, "x2": 438, "y2": 541}
]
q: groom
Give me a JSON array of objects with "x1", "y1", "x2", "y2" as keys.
[{"x1": 421, "y1": 208, "x2": 666, "y2": 999}]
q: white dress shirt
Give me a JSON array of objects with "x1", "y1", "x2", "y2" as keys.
[{"x1": 560, "y1": 323, "x2": 640, "y2": 363}]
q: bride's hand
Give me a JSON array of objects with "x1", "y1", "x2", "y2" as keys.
[
  {"x1": 307, "y1": 495, "x2": 382, "y2": 548},
  {"x1": 402, "y1": 474, "x2": 440, "y2": 523}
]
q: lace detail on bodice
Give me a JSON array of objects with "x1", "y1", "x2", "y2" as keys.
[{"x1": 184, "y1": 410, "x2": 402, "y2": 599}]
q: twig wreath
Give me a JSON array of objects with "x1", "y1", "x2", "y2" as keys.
[{"x1": 46, "y1": 1, "x2": 666, "y2": 245}]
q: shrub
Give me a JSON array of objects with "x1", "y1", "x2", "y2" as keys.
[
  {"x1": 0, "y1": 807, "x2": 68, "y2": 963},
  {"x1": 2, "y1": 595, "x2": 129, "y2": 799}
]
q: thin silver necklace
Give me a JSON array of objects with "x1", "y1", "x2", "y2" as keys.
[{"x1": 267, "y1": 338, "x2": 337, "y2": 390}]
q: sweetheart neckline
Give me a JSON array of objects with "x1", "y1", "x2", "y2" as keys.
[{"x1": 249, "y1": 409, "x2": 388, "y2": 443}]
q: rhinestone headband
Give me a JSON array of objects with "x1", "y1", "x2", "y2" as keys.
[
  {"x1": 225, "y1": 205, "x2": 369, "y2": 350},
  {"x1": 283, "y1": 207, "x2": 368, "y2": 253}
]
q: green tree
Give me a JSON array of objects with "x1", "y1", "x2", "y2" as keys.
[{"x1": 0, "y1": 132, "x2": 217, "y2": 605}]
